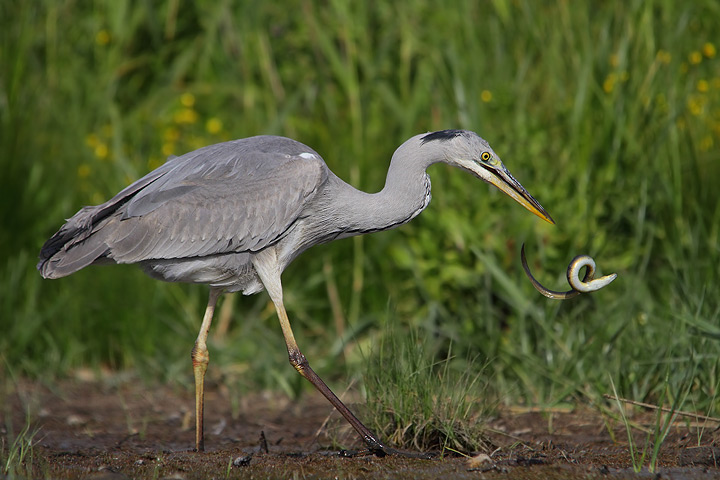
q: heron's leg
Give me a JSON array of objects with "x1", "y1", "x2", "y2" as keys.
[
  {"x1": 270, "y1": 297, "x2": 396, "y2": 455},
  {"x1": 191, "y1": 287, "x2": 222, "y2": 452},
  {"x1": 252, "y1": 251, "x2": 430, "y2": 458}
]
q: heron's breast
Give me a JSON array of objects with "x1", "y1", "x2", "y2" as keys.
[{"x1": 139, "y1": 252, "x2": 264, "y2": 294}]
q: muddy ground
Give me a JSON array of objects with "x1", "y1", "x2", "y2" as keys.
[{"x1": 2, "y1": 376, "x2": 719, "y2": 479}]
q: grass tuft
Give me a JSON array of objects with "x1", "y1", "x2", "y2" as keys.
[
  {"x1": 1, "y1": 411, "x2": 41, "y2": 479},
  {"x1": 363, "y1": 326, "x2": 492, "y2": 453}
]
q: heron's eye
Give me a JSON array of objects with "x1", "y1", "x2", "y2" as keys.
[{"x1": 481, "y1": 152, "x2": 492, "y2": 162}]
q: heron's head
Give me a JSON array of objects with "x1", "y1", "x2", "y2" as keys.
[{"x1": 421, "y1": 130, "x2": 554, "y2": 224}]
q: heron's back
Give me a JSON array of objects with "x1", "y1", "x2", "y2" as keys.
[{"x1": 38, "y1": 136, "x2": 329, "y2": 290}]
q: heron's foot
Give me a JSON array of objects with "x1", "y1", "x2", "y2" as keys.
[{"x1": 339, "y1": 441, "x2": 435, "y2": 459}]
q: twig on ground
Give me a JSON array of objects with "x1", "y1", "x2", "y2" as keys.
[{"x1": 603, "y1": 394, "x2": 720, "y2": 423}]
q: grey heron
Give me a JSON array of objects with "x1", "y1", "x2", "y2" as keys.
[{"x1": 38, "y1": 129, "x2": 554, "y2": 456}]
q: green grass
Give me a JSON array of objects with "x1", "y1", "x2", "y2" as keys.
[
  {"x1": 609, "y1": 372, "x2": 688, "y2": 473},
  {"x1": 1, "y1": 409, "x2": 41, "y2": 479},
  {"x1": 1, "y1": 0, "x2": 720, "y2": 454},
  {"x1": 362, "y1": 325, "x2": 491, "y2": 453}
]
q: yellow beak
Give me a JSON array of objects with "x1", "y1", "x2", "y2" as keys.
[{"x1": 484, "y1": 164, "x2": 555, "y2": 224}]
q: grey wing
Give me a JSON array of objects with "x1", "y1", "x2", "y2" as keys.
[
  {"x1": 38, "y1": 158, "x2": 177, "y2": 261},
  {"x1": 37, "y1": 156, "x2": 183, "y2": 277},
  {"x1": 107, "y1": 152, "x2": 327, "y2": 262},
  {"x1": 39, "y1": 141, "x2": 327, "y2": 277}
]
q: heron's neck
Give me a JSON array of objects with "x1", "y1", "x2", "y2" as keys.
[{"x1": 332, "y1": 136, "x2": 442, "y2": 233}]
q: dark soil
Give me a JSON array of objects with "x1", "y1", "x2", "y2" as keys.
[{"x1": 2, "y1": 376, "x2": 718, "y2": 479}]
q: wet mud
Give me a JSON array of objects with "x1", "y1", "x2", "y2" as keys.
[{"x1": 2, "y1": 377, "x2": 718, "y2": 479}]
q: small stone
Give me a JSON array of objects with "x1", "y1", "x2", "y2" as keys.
[
  {"x1": 467, "y1": 453, "x2": 492, "y2": 469},
  {"x1": 233, "y1": 454, "x2": 252, "y2": 467},
  {"x1": 66, "y1": 414, "x2": 86, "y2": 426}
]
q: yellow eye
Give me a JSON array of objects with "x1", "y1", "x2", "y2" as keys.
[{"x1": 481, "y1": 152, "x2": 492, "y2": 162}]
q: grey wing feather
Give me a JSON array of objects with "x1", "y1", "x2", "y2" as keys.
[
  {"x1": 109, "y1": 153, "x2": 326, "y2": 263},
  {"x1": 37, "y1": 158, "x2": 180, "y2": 277},
  {"x1": 38, "y1": 137, "x2": 327, "y2": 278}
]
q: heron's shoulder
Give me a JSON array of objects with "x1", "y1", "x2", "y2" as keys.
[
  {"x1": 220, "y1": 136, "x2": 323, "y2": 160},
  {"x1": 172, "y1": 136, "x2": 325, "y2": 171}
]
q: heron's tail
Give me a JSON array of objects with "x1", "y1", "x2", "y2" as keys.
[{"x1": 37, "y1": 205, "x2": 112, "y2": 279}]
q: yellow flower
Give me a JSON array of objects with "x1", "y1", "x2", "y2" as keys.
[
  {"x1": 697, "y1": 79, "x2": 709, "y2": 93},
  {"x1": 656, "y1": 50, "x2": 671, "y2": 64},
  {"x1": 480, "y1": 90, "x2": 492, "y2": 103},
  {"x1": 180, "y1": 92, "x2": 195, "y2": 108},
  {"x1": 164, "y1": 126, "x2": 180, "y2": 142},
  {"x1": 174, "y1": 108, "x2": 198, "y2": 124},
  {"x1": 689, "y1": 51, "x2": 702, "y2": 65},
  {"x1": 603, "y1": 73, "x2": 616, "y2": 94},
  {"x1": 94, "y1": 143, "x2": 108, "y2": 159},
  {"x1": 96, "y1": 30, "x2": 110, "y2": 46},
  {"x1": 703, "y1": 42, "x2": 716, "y2": 58},
  {"x1": 687, "y1": 95, "x2": 704, "y2": 116},
  {"x1": 85, "y1": 133, "x2": 99, "y2": 148},
  {"x1": 162, "y1": 143, "x2": 174, "y2": 157},
  {"x1": 206, "y1": 117, "x2": 223, "y2": 134}
]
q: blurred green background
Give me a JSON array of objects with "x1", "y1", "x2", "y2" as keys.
[{"x1": 2, "y1": 0, "x2": 719, "y2": 423}]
